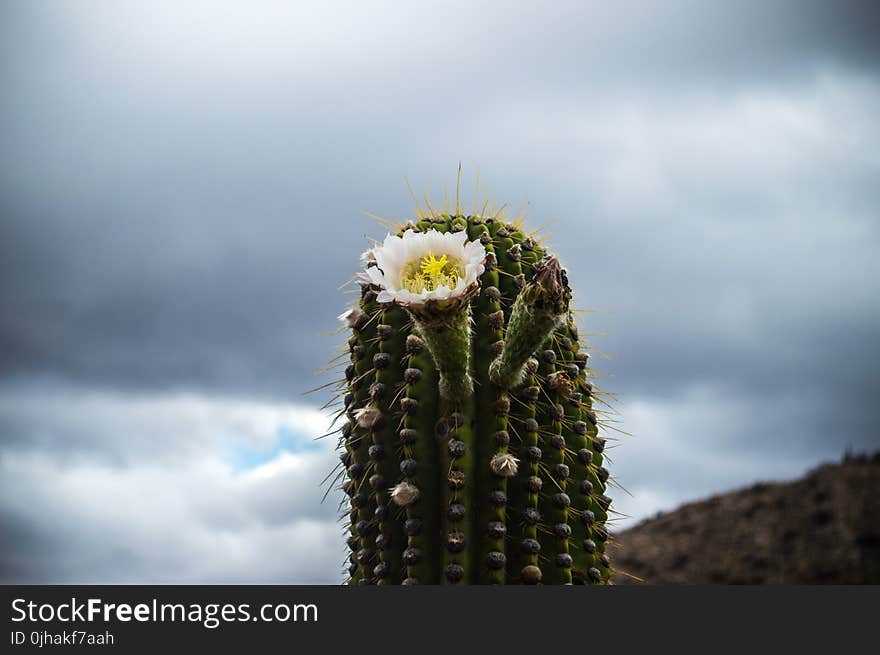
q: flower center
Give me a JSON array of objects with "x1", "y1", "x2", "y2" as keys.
[{"x1": 401, "y1": 253, "x2": 462, "y2": 293}]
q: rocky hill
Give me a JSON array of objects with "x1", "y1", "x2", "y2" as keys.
[{"x1": 610, "y1": 453, "x2": 880, "y2": 584}]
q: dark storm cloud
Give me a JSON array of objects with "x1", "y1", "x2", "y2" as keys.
[
  {"x1": 1, "y1": 1, "x2": 879, "y2": 581},
  {"x1": 2, "y1": 0, "x2": 879, "y2": 396}
]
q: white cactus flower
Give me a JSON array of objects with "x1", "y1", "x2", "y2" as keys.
[
  {"x1": 389, "y1": 481, "x2": 420, "y2": 506},
  {"x1": 490, "y1": 453, "x2": 520, "y2": 477},
  {"x1": 361, "y1": 229, "x2": 486, "y2": 306}
]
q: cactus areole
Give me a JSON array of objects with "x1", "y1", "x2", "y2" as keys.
[{"x1": 334, "y1": 208, "x2": 613, "y2": 585}]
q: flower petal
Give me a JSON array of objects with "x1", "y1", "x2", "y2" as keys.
[{"x1": 358, "y1": 228, "x2": 487, "y2": 306}]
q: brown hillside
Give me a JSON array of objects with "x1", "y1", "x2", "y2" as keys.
[{"x1": 610, "y1": 453, "x2": 880, "y2": 584}]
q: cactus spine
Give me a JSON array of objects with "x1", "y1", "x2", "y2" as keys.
[{"x1": 334, "y1": 207, "x2": 613, "y2": 585}]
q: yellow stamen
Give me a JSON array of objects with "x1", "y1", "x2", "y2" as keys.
[
  {"x1": 420, "y1": 254, "x2": 448, "y2": 278},
  {"x1": 402, "y1": 253, "x2": 461, "y2": 293}
]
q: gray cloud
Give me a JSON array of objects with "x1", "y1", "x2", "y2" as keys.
[
  {"x1": 0, "y1": 384, "x2": 345, "y2": 583},
  {"x1": 1, "y1": 0, "x2": 879, "y2": 581}
]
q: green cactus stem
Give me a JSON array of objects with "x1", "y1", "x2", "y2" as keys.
[
  {"x1": 331, "y1": 206, "x2": 615, "y2": 585},
  {"x1": 489, "y1": 255, "x2": 572, "y2": 389},
  {"x1": 407, "y1": 294, "x2": 476, "y2": 402}
]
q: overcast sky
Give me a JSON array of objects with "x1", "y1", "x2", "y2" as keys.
[{"x1": 2, "y1": 0, "x2": 879, "y2": 583}]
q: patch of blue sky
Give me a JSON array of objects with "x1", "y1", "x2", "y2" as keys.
[{"x1": 228, "y1": 425, "x2": 321, "y2": 472}]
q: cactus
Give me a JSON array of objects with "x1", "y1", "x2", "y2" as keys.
[{"x1": 330, "y1": 199, "x2": 614, "y2": 585}]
